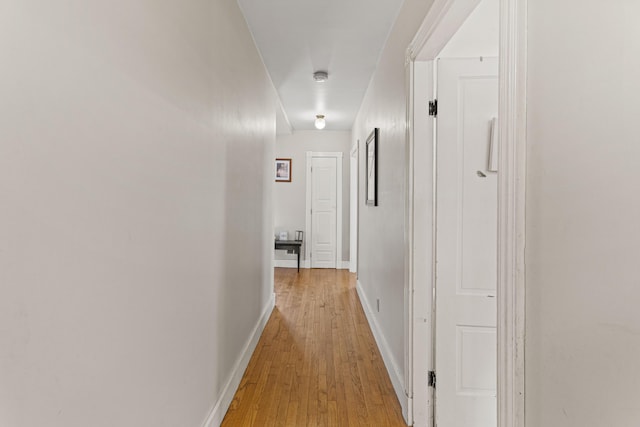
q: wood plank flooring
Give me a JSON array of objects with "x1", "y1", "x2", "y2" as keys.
[{"x1": 221, "y1": 268, "x2": 407, "y2": 427}]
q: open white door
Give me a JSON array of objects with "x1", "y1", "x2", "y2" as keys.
[
  {"x1": 435, "y1": 57, "x2": 498, "y2": 426},
  {"x1": 311, "y1": 156, "x2": 338, "y2": 268}
]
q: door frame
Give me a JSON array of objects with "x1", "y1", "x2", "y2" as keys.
[
  {"x1": 305, "y1": 151, "x2": 344, "y2": 269},
  {"x1": 350, "y1": 142, "x2": 359, "y2": 274},
  {"x1": 405, "y1": 0, "x2": 527, "y2": 426}
]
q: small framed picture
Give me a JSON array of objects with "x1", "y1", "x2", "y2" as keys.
[{"x1": 275, "y1": 158, "x2": 292, "y2": 182}]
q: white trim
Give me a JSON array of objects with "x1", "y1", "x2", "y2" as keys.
[
  {"x1": 349, "y1": 141, "x2": 359, "y2": 274},
  {"x1": 271, "y1": 260, "x2": 350, "y2": 270},
  {"x1": 305, "y1": 152, "x2": 344, "y2": 269},
  {"x1": 273, "y1": 259, "x2": 303, "y2": 269},
  {"x1": 201, "y1": 292, "x2": 276, "y2": 427},
  {"x1": 407, "y1": 60, "x2": 436, "y2": 427},
  {"x1": 356, "y1": 280, "x2": 408, "y2": 421},
  {"x1": 497, "y1": 0, "x2": 526, "y2": 425},
  {"x1": 403, "y1": 54, "x2": 415, "y2": 427},
  {"x1": 307, "y1": 152, "x2": 345, "y2": 158},
  {"x1": 305, "y1": 152, "x2": 312, "y2": 264},
  {"x1": 337, "y1": 156, "x2": 343, "y2": 269}
]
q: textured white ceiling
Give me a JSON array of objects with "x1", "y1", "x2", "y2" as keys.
[{"x1": 238, "y1": 0, "x2": 405, "y2": 131}]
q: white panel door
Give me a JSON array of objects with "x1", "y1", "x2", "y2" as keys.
[
  {"x1": 311, "y1": 157, "x2": 337, "y2": 268},
  {"x1": 435, "y1": 57, "x2": 498, "y2": 427}
]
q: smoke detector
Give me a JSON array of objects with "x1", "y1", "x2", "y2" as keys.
[{"x1": 313, "y1": 71, "x2": 328, "y2": 83}]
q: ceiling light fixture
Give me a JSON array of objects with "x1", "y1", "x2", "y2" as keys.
[
  {"x1": 313, "y1": 71, "x2": 328, "y2": 83},
  {"x1": 314, "y1": 114, "x2": 326, "y2": 130}
]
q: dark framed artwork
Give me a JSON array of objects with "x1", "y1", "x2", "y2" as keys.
[
  {"x1": 275, "y1": 158, "x2": 292, "y2": 182},
  {"x1": 365, "y1": 128, "x2": 379, "y2": 206}
]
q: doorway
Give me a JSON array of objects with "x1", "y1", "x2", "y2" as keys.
[
  {"x1": 405, "y1": 0, "x2": 527, "y2": 425},
  {"x1": 305, "y1": 152, "x2": 344, "y2": 269}
]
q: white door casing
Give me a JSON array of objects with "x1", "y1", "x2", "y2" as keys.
[
  {"x1": 305, "y1": 152, "x2": 343, "y2": 269},
  {"x1": 350, "y1": 142, "x2": 358, "y2": 273},
  {"x1": 407, "y1": 59, "x2": 436, "y2": 427},
  {"x1": 435, "y1": 57, "x2": 499, "y2": 427}
]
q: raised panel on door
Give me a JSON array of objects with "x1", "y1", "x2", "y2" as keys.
[
  {"x1": 311, "y1": 157, "x2": 337, "y2": 268},
  {"x1": 435, "y1": 57, "x2": 498, "y2": 427}
]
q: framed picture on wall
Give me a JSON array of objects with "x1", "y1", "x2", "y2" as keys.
[
  {"x1": 366, "y1": 128, "x2": 379, "y2": 206},
  {"x1": 275, "y1": 158, "x2": 292, "y2": 182}
]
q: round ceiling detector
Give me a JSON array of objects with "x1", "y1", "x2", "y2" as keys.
[{"x1": 313, "y1": 71, "x2": 328, "y2": 83}]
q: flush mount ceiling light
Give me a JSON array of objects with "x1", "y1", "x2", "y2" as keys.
[
  {"x1": 314, "y1": 114, "x2": 326, "y2": 130},
  {"x1": 313, "y1": 71, "x2": 328, "y2": 83}
]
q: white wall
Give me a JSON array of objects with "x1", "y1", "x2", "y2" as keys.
[
  {"x1": 274, "y1": 130, "x2": 351, "y2": 265},
  {"x1": 0, "y1": 2, "x2": 276, "y2": 427},
  {"x1": 352, "y1": 0, "x2": 435, "y2": 420},
  {"x1": 526, "y1": 1, "x2": 640, "y2": 425}
]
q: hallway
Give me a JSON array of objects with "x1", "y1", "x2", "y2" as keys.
[{"x1": 221, "y1": 269, "x2": 406, "y2": 426}]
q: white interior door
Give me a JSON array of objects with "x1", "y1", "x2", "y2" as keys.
[
  {"x1": 311, "y1": 157, "x2": 337, "y2": 268},
  {"x1": 435, "y1": 57, "x2": 498, "y2": 427}
]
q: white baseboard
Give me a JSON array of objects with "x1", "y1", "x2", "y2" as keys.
[
  {"x1": 201, "y1": 292, "x2": 276, "y2": 427},
  {"x1": 273, "y1": 259, "x2": 301, "y2": 269},
  {"x1": 356, "y1": 280, "x2": 409, "y2": 423},
  {"x1": 273, "y1": 260, "x2": 349, "y2": 270}
]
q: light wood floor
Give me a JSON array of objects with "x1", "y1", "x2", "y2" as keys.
[{"x1": 221, "y1": 268, "x2": 407, "y2": 427}]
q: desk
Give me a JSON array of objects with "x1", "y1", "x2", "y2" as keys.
[{"x1": 274, "y1": 240, "x2": 303, "y2": 272}]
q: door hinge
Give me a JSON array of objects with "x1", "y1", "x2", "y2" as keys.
[
  {"x1": 429, "y1": 99, "x2": 438, "y2": 117},
  {"x1": 428, "y1": 370, "x2": 436, "y2": 388}
]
